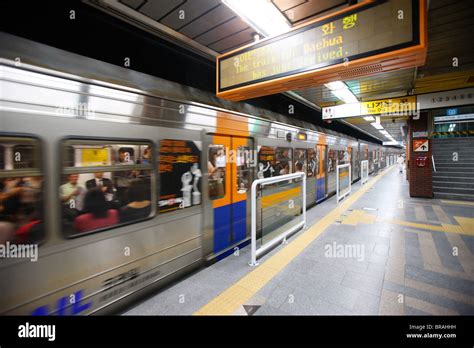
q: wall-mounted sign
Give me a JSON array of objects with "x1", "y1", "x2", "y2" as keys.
[
  {"x1": 413, "y1": 139, "x2": 429, "y2": 152},
  {"x1": 360, "y1": 96, "x2": 417, "y2": 115},
  {"x1": 434, "y1": 114, "x2": 474, "y2": 122},
  {"x1": 418, "y1": 87, "x2": 474, "y2": 110},
  {"x1": 217, "y1": 0, "x2": 427, "y2": 101},
  {"x1": 413, "y1": 131, "x2": 428, "y2": 138},
  {"x1": 322, "y1": 96, "x2": 417, "y2": 120}
]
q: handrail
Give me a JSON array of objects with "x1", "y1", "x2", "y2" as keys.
[
  {"x1": 250, "y1": 172, "x2": 306, "y2": 266},
  {"x1": 431, "y1": 155, "x2": 437, "y2": 172}
]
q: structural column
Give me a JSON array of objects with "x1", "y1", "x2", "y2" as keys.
[{"x1": 407, "y1": 111, "x2": 433, "y2": 198}]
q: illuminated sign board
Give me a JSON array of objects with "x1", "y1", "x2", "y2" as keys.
[
  {"x1": 297, "y1": 132, "x2": 307, "y2": 141},
  {"x1": 217, "y1": 0, "x2": 427, "y2": 101},
  {"x1": 360, "y1": 96, "x2": 418, "y2": 115},
  {"x1": 322, "y1": 96, "x2": 417, "y2": 120}
]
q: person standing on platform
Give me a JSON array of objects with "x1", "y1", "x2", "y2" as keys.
[{"x1": 397, "y1": 154, "x2": 404, "y2": 173}]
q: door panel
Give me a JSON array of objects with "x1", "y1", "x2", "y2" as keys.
[
  {"x1": 316, "y1": 145, "x2": 326, "y2": 201},
  {"x1": 208, "y1": 135, "x2": 253, "y2": 255}
]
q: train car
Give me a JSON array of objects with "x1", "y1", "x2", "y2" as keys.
[{"x1": 0, "y1": 33, "x2": 399, "y2": 315}]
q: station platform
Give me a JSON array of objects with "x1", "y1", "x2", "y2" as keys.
[{"x1": 123, "y1": 166, "x2": 474, "y2": 316}]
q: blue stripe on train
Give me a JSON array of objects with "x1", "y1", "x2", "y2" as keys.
[
  {"x1": 232, "y1": 200, "x2": 247, "y2": 242},
  {"x1": 213, "y1": 204, "x2": 231, "y2": 253},
  {"x1": 213, "y1": 200, "x2": 247, "y2": 254},
  {"x1": 316, "y1": 177, "x2": 326, "y2": 201}
]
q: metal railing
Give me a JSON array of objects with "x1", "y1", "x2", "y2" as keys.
[
  {"x1": 249, "y1": 172, "x2": 306, "y2": 266},
  {"x1": 431, "y1": 155, "x2": 437, "y2": 172}
]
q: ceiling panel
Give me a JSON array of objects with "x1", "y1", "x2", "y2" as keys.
[
  {"x1": 345, "y1": 117, "x2": 407, "y2": 143},
  {"x1": 272, "y1": 0, "x2": 307, "y2": 12},
  {"x1": 139, "y1": 0, "x2": 185, "y2": 21},
  {"x1": 209, "y1": 27, "x2": 255, "y2": 53},
  {"x1": 179, "y1": 4, "x2": 236, "y2": 39},
  {"x1": 160, "y1": 0, "x2": 220, "y2": 30},
  {"x1": 119, "y1": 0, "x2": 145, "y2": 9},
  {"x1": 105, "y1": 0, "x2": 355, "y2": 54},
  {"x1": 194, "y1": 17, "x2": 249, "y2": 46},
  {"x1": 274, "y1": 0, "x2": 348, "y2": 24}
]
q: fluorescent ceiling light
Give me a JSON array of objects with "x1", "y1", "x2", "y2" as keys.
[
  {"x1": 324, "y1": 81, "x2": 358, "y2": 104},
  {"x1": 380, "y1": 130, "x2": 389, "y2": 135},
  {"x1": 325, "y1": 81, "x2": 347, "y2": 91},
  {"x1": 222, "y1": 0, "x2": 291, "y2": 37},
  {"x1": 363, "y1": 116, "x2": 375, "y2": 121},
  {"x1": 330, "y1": 89, "x2": 359, "y2": 104},
  {"x1": 371, "y1": 122, "x2": 384, "y2": 130}
]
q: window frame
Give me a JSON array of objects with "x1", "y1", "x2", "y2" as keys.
[
  {"x1": 59, "y1": 136, "x2": 156, "y2": 239},
  {"x1": 0, "y1": 132, "x2": 46, "y2": 245}
]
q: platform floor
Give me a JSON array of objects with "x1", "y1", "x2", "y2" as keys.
[{"x1": 123, "y1": 165, "x2": 474, "y2": 316}]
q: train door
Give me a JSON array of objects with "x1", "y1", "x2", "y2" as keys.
[
  {"x1": 316, "y1": 144, "x2": 326, "y2": 201},
  {"x1": 352, "y1": 145, "x2": 360, "y2": 181},
  {"x1": 207, "y1": 135, "x2": 253, "y2": 258}
]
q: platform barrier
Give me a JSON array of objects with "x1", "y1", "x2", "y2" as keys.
[
  {"x1": 336, "y1": 163, "x2": 351, "y2": 202},
  {"x1": 250, "y1": 172, "x2": 306, "y2": 266},
  {"x1": 361, "y1": 160, "x2": 369, "y2": 185}
]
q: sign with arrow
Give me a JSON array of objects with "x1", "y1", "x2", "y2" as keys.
[{"x1": 413, "y1": 139, "x2": 429, "y2": 152}]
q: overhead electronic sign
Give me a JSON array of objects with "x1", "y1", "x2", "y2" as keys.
[
  {"x1": 217, "y1": 0, "x2": 427, "y2": 101},
  {"x1": 322, "y1": 96, "x2": 417, "y2": 120}
]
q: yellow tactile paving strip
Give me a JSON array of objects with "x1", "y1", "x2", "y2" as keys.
[
  {"x1": 193, "y1": 166, "x2": 395, "y2": 315},
  {"x1": 340, "y1": 209, "x2": 474, "y2": 236}
]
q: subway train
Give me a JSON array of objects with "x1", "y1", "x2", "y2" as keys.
[{"x1": 0, "y1": 33, "x2": 402, "y2": 315}]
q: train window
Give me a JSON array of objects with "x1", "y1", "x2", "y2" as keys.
[
  {"x1": 237, "y1": 146, "x2": 250, "y2": 194},
  {"x1": 275, "y1": 148, "x2": 292, "y2": 175},
  {"x1": 208, "y1": 144, "x2": 226, "y2": 200},
  {"x1": 61, "y1": 140, "x2": 153, "y2": 237},
  {"x1": 328, "y1": 149, "x2": 337, "y2": 173},
  {"x1": 13, "y1": 144, "x2": 36, "y2": 169},
  {"x1": 257, "y1": 146, "x2": 276, "y2": 179},
  {"x1": 159, "y1": 139, "x2": 202, "y2": 212},
  {"x1": 0, "y1": 137, "x2": 44, "y2": 245},
  {"x1": 307, "y1": 148, "x2": 317, "y2": 177},
  {"x1": 294, "y1": 149, "x2": 307, "y2": 174},
  {"x1": 339, "y1": 150, "x2": 350, "y2": 165}
]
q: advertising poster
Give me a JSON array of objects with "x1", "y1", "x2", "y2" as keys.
[{"x1": 159, "y1": 140, "x2": 201, "y2": 212}]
